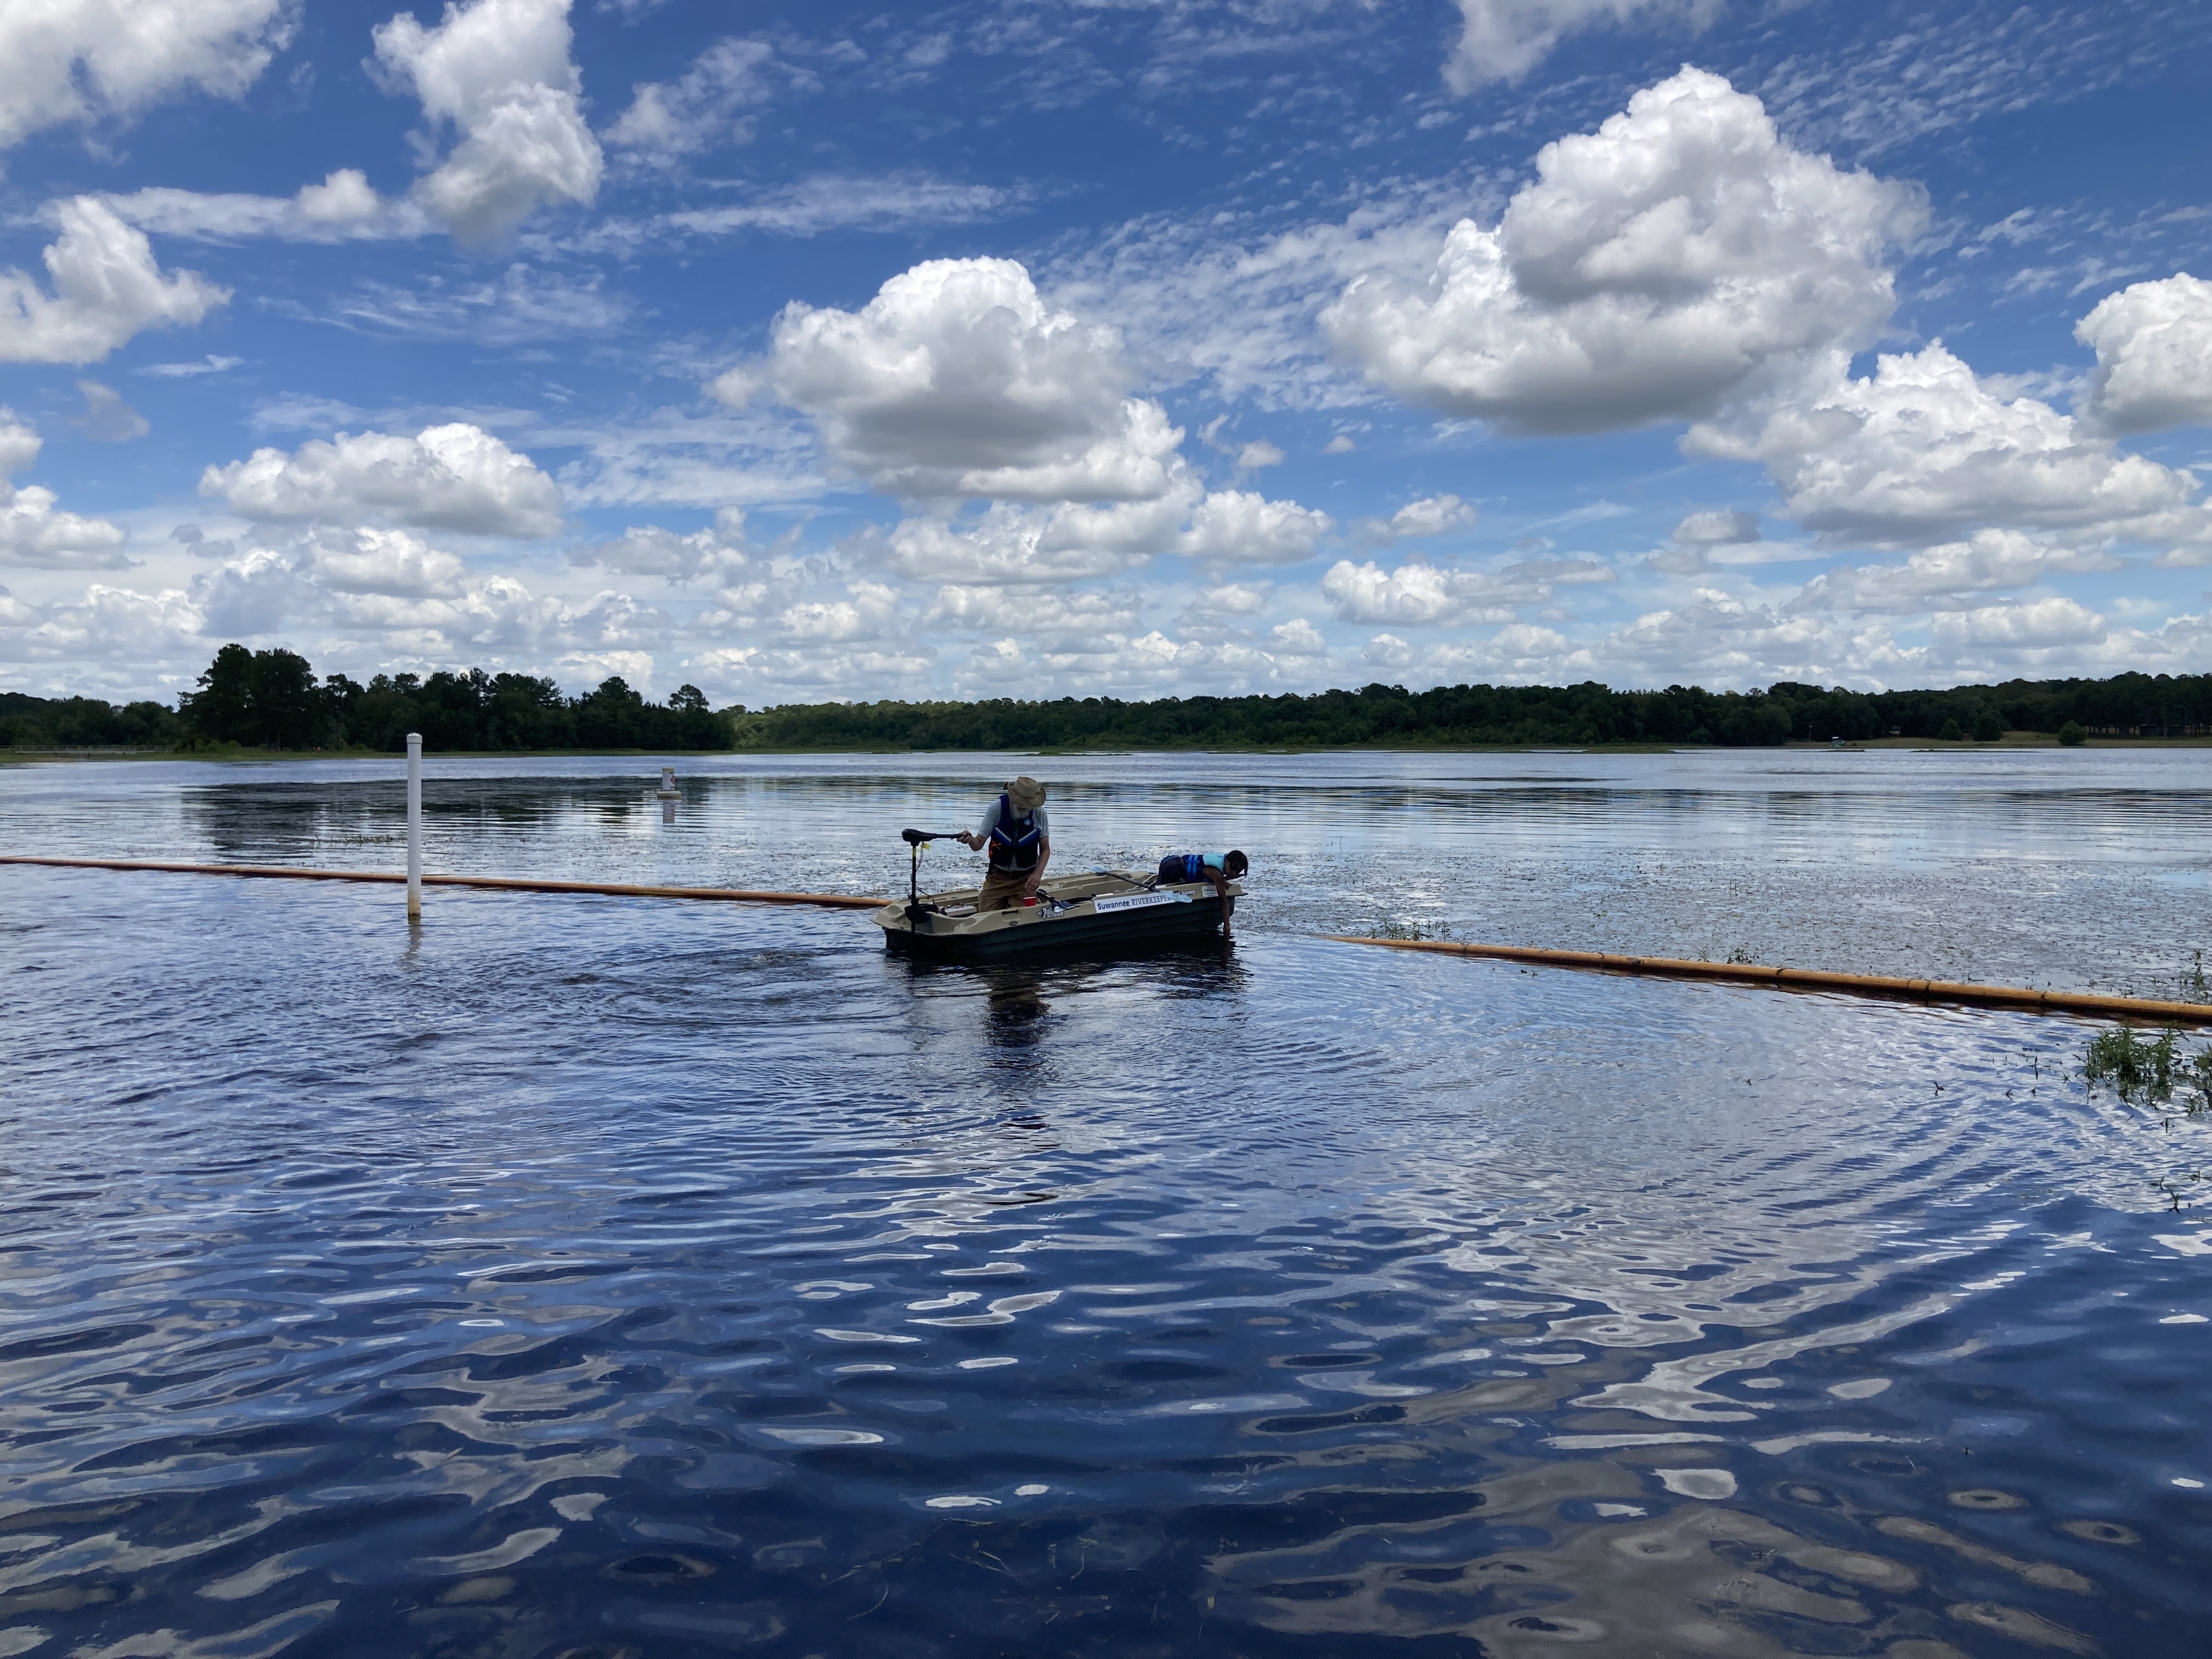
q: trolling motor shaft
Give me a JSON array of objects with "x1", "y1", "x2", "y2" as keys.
[{"x1": 902, "y1": 827, "x2": 966, "y2": 924}]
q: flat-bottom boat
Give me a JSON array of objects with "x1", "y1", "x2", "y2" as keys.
[{"x1": 872, "y1": 863, "x2": 1239, "y2": 961}]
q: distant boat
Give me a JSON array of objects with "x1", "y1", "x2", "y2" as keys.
[{"x1": 873, "y1": 865, "x2": 1239, "y2": 960}]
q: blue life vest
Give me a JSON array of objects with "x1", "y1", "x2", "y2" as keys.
[
  {"x1": 1156, "y1": 853, "x2": 1221, "y2": 884},
  {"x1": 988, "y1": 794, "x2": 1043, "y2": 871}
]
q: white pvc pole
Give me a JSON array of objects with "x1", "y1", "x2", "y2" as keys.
[{"x1": 405, "y1": 732, "x2": 422, "y2": 921}]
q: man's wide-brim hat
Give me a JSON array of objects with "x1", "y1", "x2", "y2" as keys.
[{"x1": 1007, "y1": 775, "x2": 1047, "y2": 812}]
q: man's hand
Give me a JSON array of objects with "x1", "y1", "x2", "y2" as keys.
[{"x1": 957, "y1": 831, "x2": 982, "y2": 850}]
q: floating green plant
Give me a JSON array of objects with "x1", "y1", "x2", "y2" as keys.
[
  {"x1": 2084, "y1": 1025, "x2": 2179, "y2": 1102},
  {"x1": 2084, "y1": 1024, "x2": 2212, "y2": 1115}
]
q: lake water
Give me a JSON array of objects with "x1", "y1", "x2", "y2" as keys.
[{"x1": 3, "y1": 747, "x2": 2210, "y2": 1658}]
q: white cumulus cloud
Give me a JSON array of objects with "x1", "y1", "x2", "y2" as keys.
[
  {"x1": 180, "y1": 533, "x2": 671, "y2": 654},
  {"x1": 0, "y1": 583, "x2": 202, "y2": 665},
  {"x1": 964, "y1": 628, "x2": 1338, "y2": 698},
  {"x1": 1690, "y1": 341, "x2": 2205, "y2": 546},
  {"x1": 776, "y1": 579, "x2": 903, "y2": 644},
  {"x1": 1323, "y1": 558, "x2": 1531, "y2": 627},
  {"x1": 2075, "y1": 273, "x2": 2212, "y2": 437},
  {"x1": 0, "y1": 0, "x2": 294, "y2": 149},
  {"x1": 1323, "y1": 552, "x2": 1611, "y2": 628},
  {"x1": 685, "y1": 642, "x2": 936, "y2": 700},
  {"x1": 372, "y1": 0, "x2": 603, "y2": 250},
  {"x1": 0, "y1": 410, "x2": 130, "y2": 570},
  {"x1": 568, "y1": 507, "x2": 751, "y2": 582},
  {"x1": 1930, "y1": 596, "x2": 2106, "y2": 656},
  {"x1": 727, "y1": 257, "x2": 1184, "y2": 503},
  {"x1": 196, "y1": 545, "x2": 320, "y2": 636},
  {"x1": 1, "y1": 485, "x2": 132, "y2": 571},
  {"x1": 0, "y1": 414, "x2": 41, "y2": 478},
  {"x1": 1178, "y1": 490, "x2": 1334, "y2": 567},
  {"x1": 1426, "y1": 622, "x2": 1582, "y2": 679},
  {"x1": 1364, "y1": 631, "x2": 1414, "y2": 668},
  {"x1": 1790, "y1": 529, "x2": 2124, "y2": 616},
  {"x1": 0, "y1": 198, "x2": 229, "y2": 364},
  {"x1": 309, "y1": 527, "x2": 468, "y2": 598},
  {"x1": 1186, "y1": 582, "x2": 1271, "y2": 618},
  {"x1": 883, "y1": 494, "x2": 1192, "y2": 585},
  {"x1": 1325, "y1": 68, "x2": 1922, "y2": 435},
  {"x1": 200, "y1": 423, "x2": 565, "y2": 537},
  {"x1": 445, "y1": 576, "x2": 669, "y2": 653},
  {"x1": 926, "y1": 583, "x2": 1138, "y2": 640}
]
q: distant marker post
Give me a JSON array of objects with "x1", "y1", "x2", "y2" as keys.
[{"x1": 405, "y1": 732, "x2": 422, "y2": 921}]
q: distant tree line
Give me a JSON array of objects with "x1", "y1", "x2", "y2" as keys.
[
  {"x1": 0, "y1": 691, "x2": 184, "y2": 749},
  {"x1": 735, "y1": 674, "x2": 2212, "y2": 750},
  {"x1": 4, "y1": 646, "x2": 2209, "y2": 754},
  {"x1": 0, "y1": 644, "x2": 726, "y2": 752}
]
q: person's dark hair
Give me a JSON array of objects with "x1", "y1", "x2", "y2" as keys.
[{"x1": 1223, "y1": 849, "x2": 1249, "y2": 878}]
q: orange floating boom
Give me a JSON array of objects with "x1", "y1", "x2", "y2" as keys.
[
  {"x1": 11, "y1": 854, "x2": 2204, "y2": 1021},
  {"x1": 1325, "y1": 933, "x2": 2212, "y2": 1026},
  {"x1": 0, "y1": 854, "x2": 883, "y2": 910}
]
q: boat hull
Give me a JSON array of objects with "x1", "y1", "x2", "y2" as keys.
[{"x1": 880, "y1": 890, "x2": 1235, "y2": 961}]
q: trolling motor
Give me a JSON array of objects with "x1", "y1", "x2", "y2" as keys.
[{"x1": 901, "y1": 828, "x2": 966, "y2": 926}]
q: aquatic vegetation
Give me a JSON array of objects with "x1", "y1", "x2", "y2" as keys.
[
  {"x1": 2180, "y1": 950, "x2": 2211, "y2": 1005},
  {"x1": 1367, "y1": 917, "x2": 1453, "y2": 941},
  {"x1": 2083, "y1": 1024, "x2": 2212, "y2": 1114},
  {"x1": 1687, "y1": 936, "x2": 1760, "y2": 965},
  {"x1": 2084, "y1": 1025, "x2": 2179, "y2": 1101},
  {"x1": 2154, "y1": 1171, "x2": 2208, "y2": 1211}
]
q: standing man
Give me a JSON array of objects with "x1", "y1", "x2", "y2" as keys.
[{"x1": 960, "y1": 775, "x2": 1051, "y2": 911}]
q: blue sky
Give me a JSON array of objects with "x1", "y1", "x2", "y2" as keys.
[{"x1": 2, "y1": 0, "x2": 2209, "y2": 706}]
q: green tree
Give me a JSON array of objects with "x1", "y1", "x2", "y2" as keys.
[
  {"x1": 1937, "y1": 718, "x2": 1964, "y2": 741},
  {"x1": 1971, "y1": 708, "x2": 2005, "y2": 742},
  {"x1": 180, "y1": 645, "x2": 326, "y2": 748},
  {"x1": 2058, "y1": 720, "x2": 2086, "y2": 746},
  {"x1": 182, "y1": 644, "x2": 257, "y2": 743},
  {"x1": 252, "y1": 647, "x2": 322, "y2": 748},
  {"x1": 576, "y1": 676, "x2": 646, "y2": 748}
]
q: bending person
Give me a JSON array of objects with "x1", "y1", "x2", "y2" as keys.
[
  {"x1": 1156, "y1": 849, "x2": 1248, "y2": 937},
  {"x1": 959, "y1": 775, "x2": 1051, "y2": 911}
]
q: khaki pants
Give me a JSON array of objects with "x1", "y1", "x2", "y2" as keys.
[{"x1": 977, "y1": 866, "x2": 1033, "y2": 911}]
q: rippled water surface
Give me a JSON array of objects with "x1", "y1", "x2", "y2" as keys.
[{"x1": 4, "y1": 748, "x2": 2210, "y2": 1658}]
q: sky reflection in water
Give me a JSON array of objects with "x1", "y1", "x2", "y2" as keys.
[{"x1": 2, "y1": 749, "x2": 2209, "y2": 1657}]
